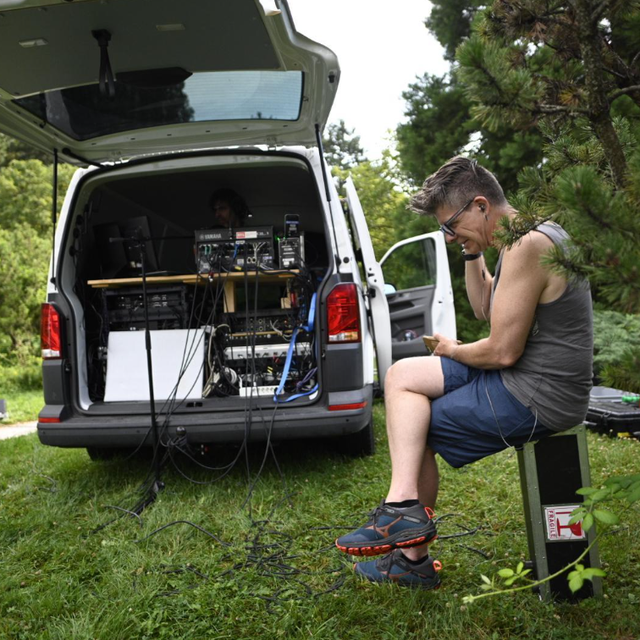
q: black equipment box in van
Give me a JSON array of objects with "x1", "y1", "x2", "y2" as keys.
[
  {"x1": 195, "y1": 227, "x2": 275, "y2": 273},
  {"x1": 103, "y1": 286, "x2": 188, "y2": 331}
]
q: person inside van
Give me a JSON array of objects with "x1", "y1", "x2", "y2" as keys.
[
  {"x1": 210, "y1": 188, "x2": 250, "y2": 228},
  {"x1": 335, "y1": 156, "x2": 593, "y2": 590}
]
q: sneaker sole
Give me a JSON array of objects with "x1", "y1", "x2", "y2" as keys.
[{"x1": 336, "y1": 527, "x2": 437, "y2": 557}]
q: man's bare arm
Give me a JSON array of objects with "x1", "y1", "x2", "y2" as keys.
[
  {"x1": 436, "y1": 234, "x2": 554, "y2": 369},
  {"x1": 465, "y1": 256, "x2": 493, "y2": 321}
]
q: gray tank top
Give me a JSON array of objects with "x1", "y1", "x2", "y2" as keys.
[{"x1": 491, "y1": 223, "x2": 593, "y2": 431}]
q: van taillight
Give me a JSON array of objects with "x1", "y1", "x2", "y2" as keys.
[
  {"x1": 327, "y1": 284, "x2": 360, "y2": 343},
  {"x1": 41, "y1": 303, "x2": 62, "y2": 359}
]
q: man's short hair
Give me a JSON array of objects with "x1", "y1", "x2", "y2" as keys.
[{"x1": 410, "y1": 156, "x2": 507, "y2": 216}]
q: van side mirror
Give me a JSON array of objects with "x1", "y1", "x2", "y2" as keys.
[{"x1": 384, "y1": 283, "x2": 396, "y2": 295}]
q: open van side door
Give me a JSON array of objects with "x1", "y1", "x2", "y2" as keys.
[
  {"x1": 344, "y1": 177, "x2": 392, "y2": 391},
  {"x1": 380, "y1": 232, "x2": 456, "y2": 361}
]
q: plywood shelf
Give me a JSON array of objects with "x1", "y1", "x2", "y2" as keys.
[{"x1": 87, "y1": 271, "x2": 298, "y2": 313}]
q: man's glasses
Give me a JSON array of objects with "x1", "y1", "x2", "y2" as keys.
[{"x1": 440, "y1": 198, "x2": 475, "y2": 237}]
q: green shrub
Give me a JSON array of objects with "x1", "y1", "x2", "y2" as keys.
[
  {"x1": 593, "y1": 310, "x2": 640, "y2": 380},
  {"x1": 0, "y1": 360, "x2": 42, "y2": 394}
]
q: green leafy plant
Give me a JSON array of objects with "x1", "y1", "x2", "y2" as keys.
[
  {"x1": 0, "y1": 360, "x2": 42, "y2": 393},
  {"x1": 463, "y1": 473, "x2": 640, "y2": 603}
]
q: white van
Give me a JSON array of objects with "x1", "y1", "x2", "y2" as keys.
[{"x1": 0, "y1": 0, "x2": 455, "y2": 458}]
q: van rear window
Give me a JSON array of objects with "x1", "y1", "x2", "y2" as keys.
[{"x1": 14, "y1": 71, "x2": 303, "y2": 141}]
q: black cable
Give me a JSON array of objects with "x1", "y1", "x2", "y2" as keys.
[
  {"x1": 134, "y1": 520, "x2": 231, "y2": 546},
  {"x1": 159, "y1": 248, "x2": 292, "y2": 504},
  {"x1": 103, "y1": 504, "x2": 144, "y2": 527},
  {"x1": 89, "y1": 238, "x2": 302, "y2": 535},
  {"x1": 240, "y1": 403, "x2": 280, "y2": 509},
  {"x1": 166, "y1": 437, "x2": 246, "y2": 486},
  {"x1": 91, "y1": 239, "x2": 314, "y2": 598},
  {"x1": 34, "y1": 473, "x2": 57, "y2": 493},
  {"x1": 241, "y1": 253, "x2": 254, "y2": 515},
  {"x1": 158, "y1": 265, "x2": 255, "y2": 485}
]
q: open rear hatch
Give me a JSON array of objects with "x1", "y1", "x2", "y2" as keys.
[{"x1": 0, "y1": 0, "x2": 339, "y2": 164}]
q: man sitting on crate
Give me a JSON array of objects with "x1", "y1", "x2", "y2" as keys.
[{"x1": 336, "y1": 156, "x2": 593, "y2": 589}]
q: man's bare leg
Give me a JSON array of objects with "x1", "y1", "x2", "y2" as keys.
[
  {"x1": 418, "y1": 447, "x2": 439, "y2": 510},
  {"x1": 382, "y1": 357, "x2": 444, "y2": 562},
  {"x1": 402, "y1": 448, "x2": 439, "y2": 561},
  {"x1": 384, "y1": 356, "x2": 444, "y2": 504},
  {"x1": 335, "y1": 356, "x2": 445, "y2": 558}
]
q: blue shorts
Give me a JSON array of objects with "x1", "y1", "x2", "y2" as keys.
[{"x1": 427, "y1": 358, "x2": 554, "y2": 468}]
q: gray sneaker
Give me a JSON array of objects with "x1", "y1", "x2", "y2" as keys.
[
  {"x1": 335, "y1": 501, "x2": 437, "y2": 556},
  {"x1": 354, "y1": 549, "x2": 442, "y2": 589}
]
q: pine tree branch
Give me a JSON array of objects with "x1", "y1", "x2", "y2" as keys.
[
  {"x1": 602, "y1": 65, "x2": 628, "y2": 81},
  {"x1": 475, "y1": 61, "x2": 507, "y2": 98},
  {"x1": 582, "y1": 203, "x2": 614, "y2": 229},
  {"x1": 538, "y1": 104, "x2": 589, "y2": 114},
  {"x1": 609, "y1": 85, "x2": 640, "y2": 101},
  {"x1": 574, "y1": 0, "x2": 628, "y2": 189}
]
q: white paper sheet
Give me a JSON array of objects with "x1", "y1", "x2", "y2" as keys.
[{"x1": 104, "y1": 329, "x2": 204, "y2": 402}]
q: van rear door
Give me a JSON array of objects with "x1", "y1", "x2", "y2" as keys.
[
  {"x1": 380, "y1": 232, "x2": 456, "y2": 361},
  {"x1": 344, "y1": 177, "x2": 392, "y2": 390}
]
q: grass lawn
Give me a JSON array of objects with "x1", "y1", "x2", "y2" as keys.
[
  {"x1": 0, "y1": 389, "x2": 42, "y2": 425},
  {"x1": 0, "y1": 402, "x2": 638, "y2": 639}
]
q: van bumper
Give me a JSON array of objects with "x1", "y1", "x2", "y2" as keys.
[{"x1": 37, "y1": 387, "x2": 373, "y2": 448}]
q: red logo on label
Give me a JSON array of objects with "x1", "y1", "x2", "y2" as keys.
[{"x1": 544, "y1": 506, "x2": 586, "y2": 541}]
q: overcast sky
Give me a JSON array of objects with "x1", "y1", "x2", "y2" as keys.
[{"x1": 286, "y1": 0, "x2": 449, "y2": 159}]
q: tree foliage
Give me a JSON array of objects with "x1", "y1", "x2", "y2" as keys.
[
  {"x1": 395, "y1": 3, "x2": 543, "y2": 342},
  {"x1": 0, "y1": 158, "x2": 74, "y2": 364},
  {"x1": 425, "y1": 0, "x2": 483, "y2": 62},
  {"x1": 0, "y1": 223, "x2": 51, "y2": 362},
  {"x1": 394, "y1": 0, "x2": 640, "y2": 377},
  {"x1": 322, "y1": 119, "x2": 367, "y2": 171},
  {"x1": 398, "y1": 2, "x2": 545, "y2": 194},
  {"x1": 333, "y1": 148, "x2": 414, "y2": 260},
  {"x1": 456, "y1": 0, "x2": 640, "y2": 390},
  {"x1": 396, "y1": 74, "x2": 473, "y2": 186},
  {"x1": 0, "y1": 133, "x2": 52, "y2": 166},
  {"x1": 593, "y1": 310, "x2": 640, "y2": 383}
]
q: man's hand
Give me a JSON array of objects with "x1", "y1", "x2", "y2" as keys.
[{"x1": 432, "y1": 334, "x2": 459, "y2": 360}]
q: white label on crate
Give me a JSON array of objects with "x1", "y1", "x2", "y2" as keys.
[{"x1": 544, "y1": 505, "x2": 586, "y2": 541}]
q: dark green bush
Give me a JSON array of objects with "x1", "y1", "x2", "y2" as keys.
[
  {"x1": 593, "y1": 310, "x2": 640, "y2": 382},
  {"x1": 0, "y1": 360, "x2": 42, "y2": 394}
]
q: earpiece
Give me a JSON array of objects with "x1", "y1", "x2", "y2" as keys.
[{"x1": 479, "y1": 204, "x2": 488, "y2": 220}]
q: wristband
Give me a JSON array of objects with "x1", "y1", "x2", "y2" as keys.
[{"x1": 463, "y1": 251, "x2": 483, "y2": 261}]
